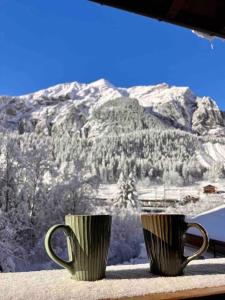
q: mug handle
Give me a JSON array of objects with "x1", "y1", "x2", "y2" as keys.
[
  {"x1": 44, "y1": 224, "x2": 75, "y2": 274},
  {"x1": 182, "y1": 222, "x2": 209, "y2": 268}
]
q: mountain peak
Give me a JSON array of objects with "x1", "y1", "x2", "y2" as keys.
[{"x1": 89, "y1": 79, "x2": 113, "y2": 88}]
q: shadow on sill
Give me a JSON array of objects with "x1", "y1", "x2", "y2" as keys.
[{"x1": 106, "y1": 263, "x2": 225, "y2": 280}]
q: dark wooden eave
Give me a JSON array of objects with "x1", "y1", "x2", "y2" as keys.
[{"x1": 89, "y1": 0, "x2": 225, "y2": 38}]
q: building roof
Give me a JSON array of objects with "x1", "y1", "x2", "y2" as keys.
[
  {"x1": 89, "y1": 0, "x2": 225, "y2": 38},
  {"x1": 204, "y1": 185, "x2": 216, "y2": 188}
]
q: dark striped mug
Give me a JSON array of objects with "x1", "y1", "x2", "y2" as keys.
[
  {"x1": 141, "y1": 214, "x2": 209, "y2": 276},
  {"x1": 45, "y1": 215, "x2": 112, "y2": 281}
]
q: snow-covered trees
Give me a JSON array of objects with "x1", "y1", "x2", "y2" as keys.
[
  {"x1": 108, "y1": 209, "x2": 143, "y2": 265},
  {"x1": 0, "y1": 132, "x2": 99, "y2": 272},
  {"x1": 19, "y1": 135, "x2": 56, "y2": 224},
  {"x1": 85, "y1": 129, "x2": 206, "y2": 184},
  {"x1": 0, "y1": 135, "x2": 22, "y2": 213},
  {"x1": 55, "y1": 159, "x2": 100, "y2": 215},
  {"x1": 117, "y1": 172, "x2": 138, "y2": 209},
  {"x1": 204, "y1": 162, "x2": 225, "y2": 181},
  {"x1": 163, "y1": 169, "x2": 184, "y2": 186},
  {"x1": 0, "y1": 209, "x2": 28, "y2": 272}
]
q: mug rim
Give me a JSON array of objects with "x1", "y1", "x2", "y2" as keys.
[
  {"x1": 65, "y1": 214, "x2": 112, "y2": 217},
  {"x1": 141, "y1": 213, "x2": 185, "y2": 217}
]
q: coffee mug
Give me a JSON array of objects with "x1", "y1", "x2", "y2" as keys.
[
  {"x1": 141, "y1": 214, "x2": 209, "y2": 276},
  {"x1": 45, "y1": 214, "x2": 112, "y2": 281}
]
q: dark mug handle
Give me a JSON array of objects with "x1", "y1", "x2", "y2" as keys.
[
  {"x1": 44, "y1": 224, "x2": 75, "y2": 274},
  {"x1": 182, "y1": 222, "x2": 209, "y2": 268}
]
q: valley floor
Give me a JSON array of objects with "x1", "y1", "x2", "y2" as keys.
[
  {"x1": 98, "y1": 180, "x2": 225, "y2": 245},
  {"x1": 98, "y1": 179, "x2": 225, "y2": 216}
]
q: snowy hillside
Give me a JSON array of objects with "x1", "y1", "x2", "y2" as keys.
[{"x1": 1, "y1": 79, "x2": 225, "y2": 185}]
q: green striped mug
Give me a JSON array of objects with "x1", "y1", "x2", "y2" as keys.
[
  {"x1": 45, "y1": 215, "x2": 112, "y2": 281},
  {"x1": 141, "y1": 214, "x2": 209, "y2": 276}
]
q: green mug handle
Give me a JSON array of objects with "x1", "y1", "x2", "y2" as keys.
[
  {"x1": 182, "y1": 222, "x2": 209, "y2": 268},
  {"x1": 45, "y1": 224, "x2": 75, "y2": 274}
]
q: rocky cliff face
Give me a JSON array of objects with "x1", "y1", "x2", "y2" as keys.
[{"x1": 192, "y1": 97, "x2": 225, "y2": 136}]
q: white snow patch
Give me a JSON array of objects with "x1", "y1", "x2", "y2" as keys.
[
  {"x1": 190, "y1": 206, "x2": 225, "y2": 241},
  {"x1": 1, "y1": 259, "x2": 225, "y2": 300},
  {"x1": 197, "y1": 143, "x2": 225, "y2": 168}
]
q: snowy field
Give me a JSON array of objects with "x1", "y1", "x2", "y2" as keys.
[
  {"x1": 97, "y1": 180, "x2": 225, "y2": 246},
  {"x1": 98, "y1": 180, "x2": 225, "y2": 216}
]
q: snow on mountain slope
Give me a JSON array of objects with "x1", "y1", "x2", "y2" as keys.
[
  {"x1": 19, "y1": 79, "x2": 127, "y2": 107},
  {"x1": 1, "y1": 78, "x2": 225, "y2": 141},
  {"x1": 196, "y1": 142, "x2": 225, "y2": 168},
  {"x1": 19, "y1": 81, "x2": 86, "y2": 101},
  {"x1": 128, "y1": 83, "x2": 195, "y2": 107},
  {"x1": 128, "y1": 83, "x2": 197, "y2": 129}
]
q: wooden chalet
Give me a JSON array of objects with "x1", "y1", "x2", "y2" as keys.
[{"x1": 203, "y1": 184, "x2": 217, "y2": 194}]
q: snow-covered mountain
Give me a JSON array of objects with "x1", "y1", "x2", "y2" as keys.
[
  {"x1": 0, "y1": 79, "x2": 224, "y2": 136},
  {"x1": 1, "y1": 79, "x2": 225, "y2": 175}
]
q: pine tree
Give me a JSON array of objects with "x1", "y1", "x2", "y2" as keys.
[
  {"x1": 117, "y1": 172, "x2": 138, "y2": 209},
  {"x1": 117, "y1": 172, "x2": 127, "y2": 207},
  {"x1": 126, "y1": 172, "x2": 138, "y2": 208}
]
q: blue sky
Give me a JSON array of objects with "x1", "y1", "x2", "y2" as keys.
[{"x1": 0, "y1": 0, "x2": 225, "y2": 108}]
